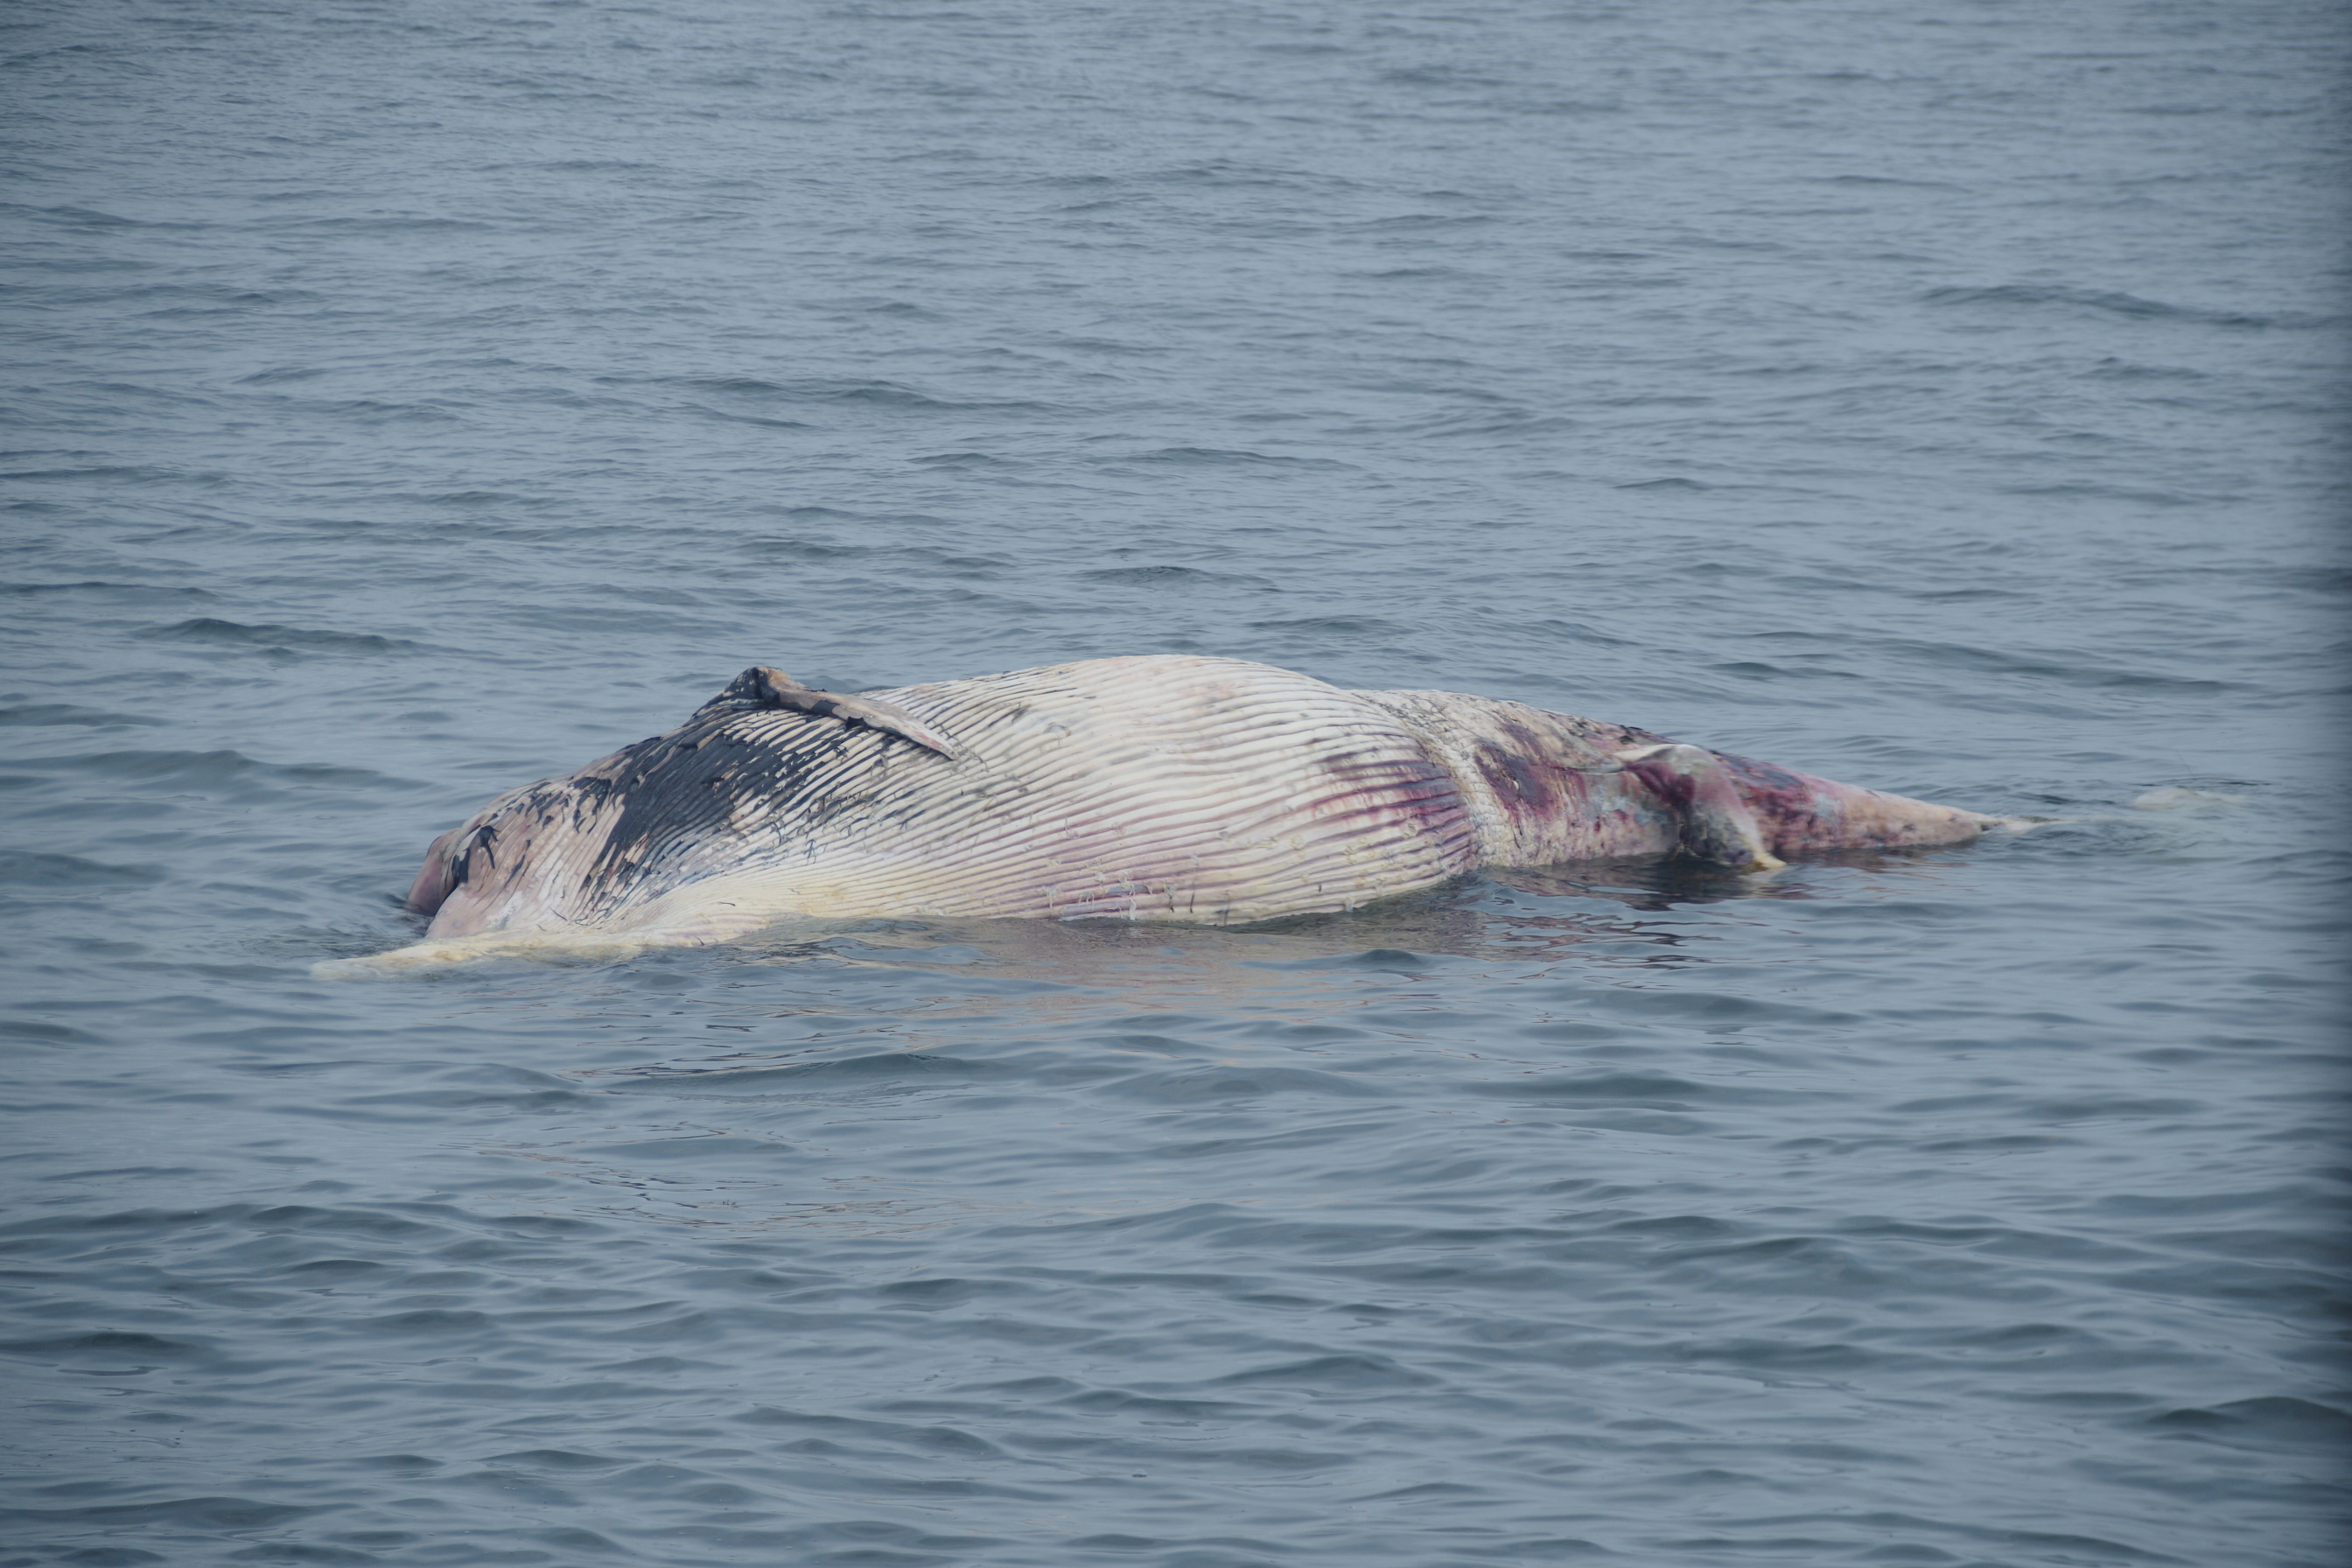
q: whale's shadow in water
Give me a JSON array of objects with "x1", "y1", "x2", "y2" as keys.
[
  {"x1": 1486, "y1": 843, "x2": 1978, "y2": 911},
  {"x1": 685, "y1": 844, "x2": 1985, "y2": 990}
]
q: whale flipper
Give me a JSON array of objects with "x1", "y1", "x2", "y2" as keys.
[
  {"x1": 702, "y1": 666, "x2": 963, "y2": 760},
  {"x1": 1614, "y1": 743, "x2": 1788, "y2": 872}
]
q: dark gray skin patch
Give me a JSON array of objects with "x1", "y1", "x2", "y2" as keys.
[
  {"x1": 450, "y1": 822, "x2": 499, "y2": 889},
  {"x1": 439, "y1": 666, "x2": 972, "y2": 915},
  {"x1": 570, "y1": 714, "x2": 870, "y2": 890},
  {"x1": 417, "y1": 690, "x2": 932, "y2": 922}
]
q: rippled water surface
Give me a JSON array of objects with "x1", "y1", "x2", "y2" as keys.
[{"x1": 4, "y1": 2, "x2": 2348, "y2": 1564}]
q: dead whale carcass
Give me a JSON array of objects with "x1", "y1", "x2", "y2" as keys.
[{"x1": 387, "y1": 654, "x2": 2006, "y2": 960}]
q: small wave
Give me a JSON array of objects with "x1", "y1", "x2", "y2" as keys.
[
  {"x1": 10, "y1": 750, "x2": 424, "y2": 800},
  {"x1": 525, "y1": 158, "x2": 667, "y2": 173},
  {"x1": 1748, "y1": 630, "x2": 2249, "y2": 694},
  {"x1": 1999, "y1": 481, "x2": 2203, "y2": 507},
  {"x1": 1377, "y1": 65, "x2": 1508, "y2": 88},
  {"x1": 683, "y1": 403, "x2": 816, "y2": 430},
  {"x1": 640, "y1": 375, "x2": 1059, "y2": 414},
  {"x1": 2082, "y1": 357, "x2": 2214, "y2": 382},
  {"x1": 1816, "y1": 173, "x2": 1956, "y2": 188},
  {"x1": 586, "y1": 1136, "x2": 794, "y2": 1162},
  {"x1": 143, "y1": 617, "x2": 422, "y2": 653},
  {"x1": 0, "y1": 703, "x2": 166, "y2": 728},
  {"x1": 1152, "y1": 161, "x2": 1365, "y2": 194},
  {"x1": 1251, "y1": 946, "x2": 1438, "y2": 972},
  {"x1": 769, "y1": 503, "x2": 954, "y2": 527},
  {"x1": 0, "y1": 465, "x2": 220, "y2": 485},
  {"x1": 285, "y1": 214, "x2": 498, "y2": 234},
  {"x1": 2148, "y1": 1396, "x2": 2352, "y2": 1447},
  {"x1": 0, "y1": 850, "x2": 163, "y2": 886},
  {"x1": 282, "y1": 396, "x2": 465, "y2": 424},
  {"x1": 0, "y1": 1498, "x2": 321, "y2": 1530},
  {"x1": 1080, "y1": 565, "x2": 1274, "y2": 589},
  {"x1": 912, "y1": 450, "x2": 1015, "y2": 466},
  {"x1": 1712, "y1": 660, "x2": 1865, "y2": 683},
  {"x1": 1122, "y1": 446, "x2": 1355, "y2": 469},
  {"x1": 1095, "y1": 1064, "x2": 1387, "y2": 1104},
  {"x1": 108, "y1": 283, "x2": 329, "y2": 311},
  {"x1": 9, "y1": 203, "x2": 207, "y2": 232},
  {"x1": 393, "y1": 488, "x2": 546, "y2": 509},
  {"x1": 749, "y1": 536, "x2": 1012, "y2": 573},
  {"x1": 605, "y1": 1052, "x2": 1014, "y2": 1096},
  {"x1": 1924, "y1": 284, "x2": 2283, "y2": 328},
  {"x1": 0, "y1": 1019, "x2": 105, "y2": 1045},
  {"x1": 1395, "y1": 409, "x2": 1579, "y2": 439},
  {"x1": 1247, "y1": 616, "x2": 1404, "y2": 636},
  {"x1": 0, "y1": 1328, "x2": 211, "y2": 1364},
  {"x1": 2131, "y1": 787, "x2": 2242, "y2": 812},
  {"x1": 1213, "y1": 1352, "x2": 1437, "y2": 1390}
]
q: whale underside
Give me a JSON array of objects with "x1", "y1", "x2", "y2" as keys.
[{"x1": 398, "y1": 654, "x2": 2001, "y2": 956}]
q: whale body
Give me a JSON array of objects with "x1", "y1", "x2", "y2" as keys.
[{"x1": 400, "y1": 654, "x2": 2002, "y2": 955}]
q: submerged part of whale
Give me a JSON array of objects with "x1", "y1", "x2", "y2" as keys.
[{"x1": 399, "y1": 654, "x2": 2006, "y2": 953}]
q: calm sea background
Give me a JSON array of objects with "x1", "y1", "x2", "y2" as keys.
[{"x1": 4, "y1": 2, "x2": 2347, "y2": 1564}]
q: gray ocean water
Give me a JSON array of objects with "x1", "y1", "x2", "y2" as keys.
[{"x1": 3, "y1": 3, "x2": 2347, "y2": 1565}]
